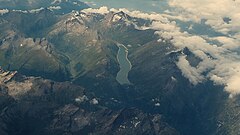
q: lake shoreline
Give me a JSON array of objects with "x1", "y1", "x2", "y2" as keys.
[{"x1": 116, "y1": 43, "x2": 132, "y2": 85}]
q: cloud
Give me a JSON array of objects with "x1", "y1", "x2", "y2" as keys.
[
  {"x1": 209, "y1": 36, "x2": 240, "y2": 50},
  {"x1": 0, "y1": 9, "x2": 9, "y2": 15},
  {"x1": 82, "y1": 6, "x2": 109, "y2": 15},
  {"x1": 209, "y1": 61, "x2": 240, "y2": 96},
  {"x1": 84, "y1": 1, "x2": 97, "y2": 6},
  {"x1": 29, "y1": 7, "x2": 44, "y2": 13},
  {"x1": 225, "y1": 72, "x2": 240, "y2": 96},
  {"x1": 168, "y1": 0, "x2": 240, "y2": 35},
  {"x1": 84, "y1": 6, "x2": 240, "y2": 96},
  {"x1": 161, "y1": 1, "x2": 240, "y2": 95},
  {"x1": 124, "y1": 5, "x2": 240, "y2": 95},
  {"x1": 177, "y1": 55, "x2": 205, "y2": 85},
  {"x1": 48, "y1": 6, "x2": 62, "y2": 10}
]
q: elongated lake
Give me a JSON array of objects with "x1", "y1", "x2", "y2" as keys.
[{"x1": 116, "y1": 44, "x2": 132, "y2": 85}]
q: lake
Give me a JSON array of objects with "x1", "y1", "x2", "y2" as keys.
[{"x1": 116, "y1": 44, "x2": 132, "y2": 85}]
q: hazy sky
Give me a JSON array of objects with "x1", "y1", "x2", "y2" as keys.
[{"x1": 81, "y1": 0, "x2": 169, "y2": 13}]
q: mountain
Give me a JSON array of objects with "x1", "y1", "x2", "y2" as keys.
[
  {"x1": 0, "y1": 67, "x2": 179, "y2": 135},
  {"x1": 0, "y1": 9, "x2": 71, "y2": 81},
  {"x1": 0, "y1": 9, "x2": 157, "y2": 96},
  {"x1": 0, "y1": 0, "x2": 89, "y2": 14},
  {"x1": 1, "y1": 3, "x2": 240, "y2": 135}
]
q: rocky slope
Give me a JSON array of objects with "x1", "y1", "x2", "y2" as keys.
[
  {"x1": 1, "y1": 4, "x2": 240, "y2": 135},
  {"x1": 0, "y1": 67, "x2": 179, "y2": 135}
]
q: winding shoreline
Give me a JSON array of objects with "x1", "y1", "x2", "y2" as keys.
[{"x1": 116, "y1": 43, "x2": 132, "y2": 85}]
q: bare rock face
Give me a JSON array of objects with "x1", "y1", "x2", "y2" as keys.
[
  {"x1": 0, "y1": 68, "x2": 179, "y2": 135},
  {"x1": 1, "y1": 3, "x2": 240, "y2": 135},
  {"x1": 0, "y1": 68, "x2": 17, "y2": 84},
  {"x1": 50, "y1": 106, "x2": 180, "y2": 135}
]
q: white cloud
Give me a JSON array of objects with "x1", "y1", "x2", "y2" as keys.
[
  {"x1": 225, "y1": 72, "x2": 240, "y2": 96},
  {"x1": 12, "y1": 10, "x2": 28, "y2": 13},
  {"x1": 48, "y1": 6, "x2": 62, "y2": 10},
  {"x1": 168, "y1": 0, "x2": 240, "y2": 35},
  {"x1": 177, "y1": 55, "x2": 205, "y2": 85},
  {"x1": 210, "y1": 36, "x2": 240, "y2": 50},
  {"x1": 29, "y1": 7, "x2": 44, "y2": 13},
  {"x1": 81, "y1": 6, "x2": 240, "y2": 95},
  {"x1": 0, "y1": 9, "x2": 9, "y2": 15},
  {"x1": 84, "y1": 1, "x2": 97, "y2": 6},
  {"x1": 82, "y1": 6, "x2": 109, "y2": 15},
  {"x1": 162, "y1": 1, "x2": 240, "y2": 95},
  {"x1": 209, "y1": 61, "x2": 240, "y2": 96}
]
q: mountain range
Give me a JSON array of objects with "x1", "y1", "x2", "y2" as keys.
[{"x1": 0, "y1": 0, "x2": 240, "y2": 135}]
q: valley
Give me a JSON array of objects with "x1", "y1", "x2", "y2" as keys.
[{"x1": 0, "y1": 0, "x2": 240, "y2": 135}]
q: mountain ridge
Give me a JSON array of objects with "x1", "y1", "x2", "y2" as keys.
[{"x1": 1, "y1": 4, "x2": 240, "y2": 135}]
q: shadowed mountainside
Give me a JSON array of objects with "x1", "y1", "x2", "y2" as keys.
[{"x1": 0, "y1": 5, "x2": 240, "y2": 135}]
